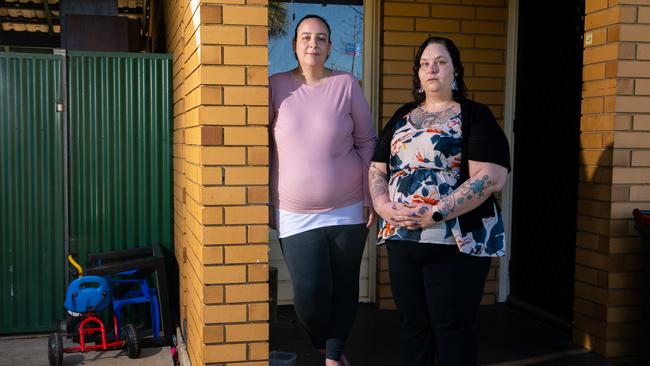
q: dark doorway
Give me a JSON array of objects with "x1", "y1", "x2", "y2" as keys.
[{"x1": 509, "y1": 0, "x2": 585, "y2": 326}]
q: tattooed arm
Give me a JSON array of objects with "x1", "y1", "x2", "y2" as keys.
[
  {"x1": 400, "y1": 160, "x2": 508, "y2": 229},
  {"x1": 369, "y1": 162, "x2": 413, "y2": 225},
  {"x1": 369, "y1": 162, "x2": 390, "y2": 214}
]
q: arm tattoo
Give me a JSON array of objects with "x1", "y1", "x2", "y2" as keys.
[
  {"x1": 440, "y1": 175, "x2": 492, "y2": 217},
  {"x1": 438, "y1": 195, "x2": 455, "y2": 217},
  {"x1": 369, "y1": 164, "x2": 390, "y2": 201},
  {"x1": 469, "y1": 175, "x2": 490, "y2": 198}
]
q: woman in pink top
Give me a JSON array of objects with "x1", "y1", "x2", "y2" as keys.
[{"x1": 269, "y1": 14, "x2": 376, "y2": 366}]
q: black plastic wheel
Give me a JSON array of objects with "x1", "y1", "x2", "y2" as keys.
[
  {"x1": 122, "y1": 323, "x2": 141, "y2": 359},
  {"x1": 47, "y1": 333, "x2": 63, "y2": 366}
]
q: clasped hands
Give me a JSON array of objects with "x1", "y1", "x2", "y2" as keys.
[{"x1": 379, "y1": 202, "x2": 437, "y2": 230}]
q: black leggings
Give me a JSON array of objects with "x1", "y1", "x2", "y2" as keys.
[
  {"x1": 386, "y1": 240, "x2": 491, "y2": 366},
  {"x1": 280, "y1": 224, "x2": 368, "y2": 361}
]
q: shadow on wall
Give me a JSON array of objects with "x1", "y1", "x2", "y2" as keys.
[{"x1": 576, "y1": 142, "x2": 644, "y2": 364}]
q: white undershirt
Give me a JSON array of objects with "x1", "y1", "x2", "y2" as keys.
[{"x1": 276, "y1": 201, "x2": 365, "y2": 239}]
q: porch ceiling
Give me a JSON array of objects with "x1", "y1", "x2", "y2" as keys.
[{"x1": 0, "y1": 0, "x2": 147, "y2": 47}]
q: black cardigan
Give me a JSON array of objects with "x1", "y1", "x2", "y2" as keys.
[{"x1": 372, "y1": 98, "x2": 511, "y2": 234}]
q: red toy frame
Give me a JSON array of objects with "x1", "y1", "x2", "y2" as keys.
[{"x1": 63, "y1": 314, "x2": 124, "y2": 353}]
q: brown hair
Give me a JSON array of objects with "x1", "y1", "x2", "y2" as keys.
[{"x1": 412, "y1": 36, "x2": 467, "y2": 103}]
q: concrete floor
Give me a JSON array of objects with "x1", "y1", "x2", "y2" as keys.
[
  {"x1": 0, "y1": 303, "x2": 632, "y2": 366},
  {"x1": 270, "y1": 303, "x2": 619, "y2": 366},
  {"x1": 0, "y1": 334, "x2": 173, "y2": 366}
]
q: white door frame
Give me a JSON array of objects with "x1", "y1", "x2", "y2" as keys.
[{"x1": 499, "y1": 0, "x2": 519, "y2": 302}]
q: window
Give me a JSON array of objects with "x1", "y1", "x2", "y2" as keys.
[{"x1": 269, "y1": 1, "x2": 364, "y2": 80}]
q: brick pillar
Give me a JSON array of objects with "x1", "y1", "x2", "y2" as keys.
[
  {"x1": 575, "y1": 0, "x2": 650, "y2": 361},
  {"x1": 378, "y1": 0, "x2": 508, "y2": 309},
  {"x1": 164, "y1": 1, "x2": 269, "y2": 365}
]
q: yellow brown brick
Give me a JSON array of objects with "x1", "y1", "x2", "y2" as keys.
[{"x1": 224, "y1": 245, "x2": 268, "y2": 264}]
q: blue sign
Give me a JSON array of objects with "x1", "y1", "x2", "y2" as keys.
[{"x1": 344, "y1": 42, "x2": 359, "y2": 56}]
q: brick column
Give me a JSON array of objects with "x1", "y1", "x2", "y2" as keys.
[
  {"x1": 378, "y1": 0, "x2": 508, "y2": 309},
  {"x1": 164, "y1": 1, "x2": 269, "y2": 365},
  {"x1": 575, "y1": 0, "x2": 650, "y2": 361}
]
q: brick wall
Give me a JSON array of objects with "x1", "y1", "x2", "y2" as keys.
[
  {"x1": 378, "y1": 0, "x2": 508, "y2": 309},
  {"x1": 163, "y1": 1, "x2": 270, "y2": 365},
  {"x1": 575, "y1": 0, "x2": 650, "y2": 360}
]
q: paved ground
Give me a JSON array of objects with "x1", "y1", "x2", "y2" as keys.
[
  {"x1": 1, "y1": 303, "x2": 635, "y2": 366},
  {"x1": 0, "y1": 334, "x2": 173, "y2": 366},
  {"x1": 271, "y1": 303, "x2": 619, "y2": 366}
]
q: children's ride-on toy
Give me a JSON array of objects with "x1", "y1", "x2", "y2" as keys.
[{"x1": 48, "y1": 256, "x2": 141, "y2": 366}]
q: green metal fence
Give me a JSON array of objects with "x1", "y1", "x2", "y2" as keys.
[
  {"x1": 67, "y1": 51, "x2": 173, "y2": 268},
  {"x1": 0, "y1": 51, "x2": 172, "y2": 334},
  {"x1": 0, "y1": 53, "x2": 66, "y2": 333}
]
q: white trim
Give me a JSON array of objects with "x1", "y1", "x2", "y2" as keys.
[
  {"x1": 362, "y1": 0, "x2": 380, "y2": 303},
  {"x1": 499, "y1": 0, "x2": 519, "y2": 303}
]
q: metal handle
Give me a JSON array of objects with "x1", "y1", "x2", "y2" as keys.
[{"x1": 9, "y1": 265, "x2": 14, "y2": 296}]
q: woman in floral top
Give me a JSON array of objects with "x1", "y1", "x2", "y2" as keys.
[{"x1": 369, "y1": 37, "x2": 510, "y2": 366}]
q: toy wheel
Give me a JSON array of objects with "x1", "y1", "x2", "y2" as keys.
[
  {"x1": 47, "y1": 333, "x2": 63, "y2": 366},
  {"x1": 122, "y1": 323, "x2": 141, "y2": 359}
]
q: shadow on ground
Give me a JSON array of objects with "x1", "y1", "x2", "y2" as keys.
[
  {"x1": 0, "y1": 334, "x2": 172, "y2": 366},
  {"x1": 271, "y1": 303, "x2": 615, "y2": 366}
]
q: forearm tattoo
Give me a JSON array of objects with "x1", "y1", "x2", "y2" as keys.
[
  {"x1": 369, "y1": 164, "x2": 390, "y2": 202},
  {"x1": 438, "y1": 175, "x2": 492, "y2": 217}
]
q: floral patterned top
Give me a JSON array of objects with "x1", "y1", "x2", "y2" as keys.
[
  {"x1": 382, "y1": 108, "x2": 461, "y2": 245},
  {"x1": 372, "y1": 101, "x2": 509, "y2": 257}
]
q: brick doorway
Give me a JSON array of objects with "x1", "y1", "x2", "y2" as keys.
[{"x1": 508, "y1": 0, "x2": 585, "y2": 326}]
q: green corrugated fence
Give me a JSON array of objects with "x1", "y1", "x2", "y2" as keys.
[
  {"x1": 67, "y1": 51, "x2": 172, "y2": 268},
  {"x1": 0, "y1": 51, "x2": 172, "y2": 334},
  {"x1": 0, "y1": 53, "x2": 66, "y2": 333}
]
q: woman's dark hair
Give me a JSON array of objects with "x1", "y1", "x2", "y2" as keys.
[
  {"x1": 412, "y1": 36, "x2": 467, "y2": 103},
  {"x1": 293, "y1": 14, "x2": 332, "y2": 43}
]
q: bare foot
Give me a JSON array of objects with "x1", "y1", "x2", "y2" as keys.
[
  {"x1": 319, "y1": 349, "x2": 350, "y2": 366},
  {"x1": 325, "y1": 358, "x2": 341, "y2": 366}
]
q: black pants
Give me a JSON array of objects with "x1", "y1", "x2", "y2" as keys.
[
  {"x1": 386, "y1": 240, "x2": 491, "y2": 366},
  {"x1": 280, "y1": 224, "x2": 368, "y2": 361}
]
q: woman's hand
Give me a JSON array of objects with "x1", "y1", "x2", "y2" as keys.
[
  {"x1": 378, "y1": 202, "x2": 416, "y2": 228},
  {"x1": 408, "y1": 203, "x2": 436, "y2": 229},
  {"x1": 390, "y1": 202, "x2": 436, "y2": 230},
  {"x1": 364, "y1": 206, "x2": 377, "y2": 228},
  {"x1": 369, "y1": 161, "x2": 438, "y2": 231},
  {"x1": 392, "y1": 161, "x2": 508, "y2": 230}
]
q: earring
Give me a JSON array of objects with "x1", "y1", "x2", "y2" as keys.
[
  {"x1": 452, "y1": 80, "x2": 458, "y2": 91},
  {"x1": 417, "y1": 86, "x2": 424, "y2": 93}
]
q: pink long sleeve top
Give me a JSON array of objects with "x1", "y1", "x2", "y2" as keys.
[{"x1": 269, "y1": 70, "x2": 376, "y2": 213}]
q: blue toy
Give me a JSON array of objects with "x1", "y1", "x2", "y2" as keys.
[
  {"x1": 64, "y1": 276, "x2": 112, "y2": 315},
  {"x1": 48, "y1": 255, "x2": 141, "y2": 366},
  {"x1": 109, "y1": 270, "x2": 161, "y2": 338}
]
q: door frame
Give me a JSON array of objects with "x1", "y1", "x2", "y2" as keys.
[
  {"x1": 499, "y1": 0, "x2": 519, "y2": 302},
  {"x1": 361, "y1": 0, "x2": 380, "y2": 303}
]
